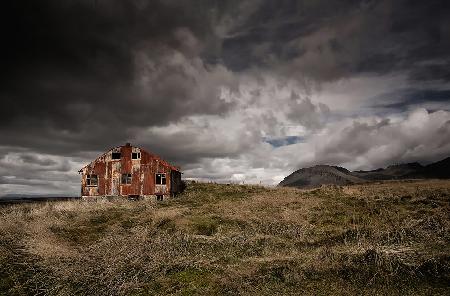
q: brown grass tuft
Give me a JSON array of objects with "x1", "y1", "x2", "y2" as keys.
[{"x1": 0, "y1": 180, "x2": 449, "y2": 295}]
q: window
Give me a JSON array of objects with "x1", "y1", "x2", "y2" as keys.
[
  {"x1": 86, "y1": 174, "x2": 98, "y2": 186},
  {"x1": 112, "y1": 152, "x2": 121, "y2": 159},
  {"x1": 121, "y1": 173, "x2": 132, "y2": 184},
  {"x1": 156, "y1": 173, "x2": 166, "y2": 185},
  {"x1": 131, "y1": 152, "x2": 141, "y2": 159}
]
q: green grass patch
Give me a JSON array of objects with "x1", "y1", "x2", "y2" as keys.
[{"x1": 190, "y1": 216, "x2": 220, "y2": 236}]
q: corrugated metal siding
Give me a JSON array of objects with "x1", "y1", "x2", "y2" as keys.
[{"x1": 80, "y1": 144, "x2": 181, "y2": 197}]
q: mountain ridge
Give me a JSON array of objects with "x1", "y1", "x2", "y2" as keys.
[{"x1": 279, "y1": 157, "x2": 450, "y2": 188}]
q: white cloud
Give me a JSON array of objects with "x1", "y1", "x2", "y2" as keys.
[{"x1": 149, "y1": 107, "x2": 450, "y2": 186}]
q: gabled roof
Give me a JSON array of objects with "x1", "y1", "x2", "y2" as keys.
[{"x1": 78, "y1": 144, "x2": 181, "y2": 173}]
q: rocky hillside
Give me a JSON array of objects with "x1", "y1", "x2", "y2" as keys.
[
  {"x1": 405, "y1": 157, "x2": 450, "y2": 179},
  {"x1": 280, "y1": 157, "x2": 450, "y2": 188},
  {"x1": 352, "y1": 162, "x2": 424, "y2": 180},
  {"x1": 278, "y1": 165, "x2": 366, "y2": 188}
]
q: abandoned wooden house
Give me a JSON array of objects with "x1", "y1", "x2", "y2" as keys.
[{"x1": 78, "y1": 143, "x2": 183, "y2": 200}]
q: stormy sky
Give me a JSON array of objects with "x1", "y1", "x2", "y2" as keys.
[{"x1": 1, "y1": 0, "x2": 450, "y2": 196}]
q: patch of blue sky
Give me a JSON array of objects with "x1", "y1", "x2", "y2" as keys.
[{"x1": 264, "y1": 136, "x2": 304, "y2": 148}]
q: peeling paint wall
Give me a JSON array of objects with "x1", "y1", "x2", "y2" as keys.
[{"x1": 80, "y1": 144, "x2": 181, "y2": 198}]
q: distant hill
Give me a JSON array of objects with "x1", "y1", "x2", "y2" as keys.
[
  {"x1": 278, "y1": 165, "x2": 367, "y2": 188},
  {"x1": 0, "y1": 194, "x2": 79, "y2": 204},
  {"x1": 279, "y1": 157, "x2": 450, "y2": 188},
  {"x1": 352, "y1": 162, "x2": 424, "y2": 180},
  {"x1": 405, "y1": 157, "x2": 450, "y2": 179}
]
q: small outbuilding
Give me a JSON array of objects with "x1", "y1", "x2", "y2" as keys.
[{"x1": 78, "y1": 143, "x2": 183, "y2": 200}]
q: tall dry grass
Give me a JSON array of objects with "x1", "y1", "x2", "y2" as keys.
[{"x1": 0, "y1": 180, "x2": 449, "y2": 295}]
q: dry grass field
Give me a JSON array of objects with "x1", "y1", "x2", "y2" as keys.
[{"x1": 1, "y1": 180, "x2": 449, "y2": 295}]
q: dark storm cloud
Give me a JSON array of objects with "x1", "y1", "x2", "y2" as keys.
[
  {"x1": 409, "y1": 61, "x2": 450, "y2": 82},
  {"x1": 222, "y1": 0, "x2": 359, "y2": 71},
  {"x1": 0, "y1": 0, "x2": 237, "y2": 154},
  {"x1": 1, "y1": 0, "x2": 450, "y2": 194},
  {"x1": 2, "y1": 0, "x2": 449, "y2": 156},
  {"x1": 222, "y1": 0, "x2": 450, "y2": 82},
  {"x1": 376, "y1": 89, "x2": 450, "y2": 111}
]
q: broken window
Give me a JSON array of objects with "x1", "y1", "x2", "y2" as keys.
[
  {"x1": 86, "y1": 174, "x2": 98, "y2": 186},
  {"x1": 156, "y1": 173, "x2": 166, "y2": 185},
  {"x1": 131, "y1": 152, "x2": 141, "y2": 159},
  {"x1": 121, "y1": 173, "x2": 132, "y2": 184},
  {"x1": 112, "y1": 152, "x2": 121, "y2": 159}
]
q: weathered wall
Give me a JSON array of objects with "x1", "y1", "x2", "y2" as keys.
[{"x1": 80, "y1": 144, "x2": 180, "y2": 197}]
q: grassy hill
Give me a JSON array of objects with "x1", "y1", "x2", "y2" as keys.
[{"x1": 1, "y1": 180, "x2": 449, "y2": 295}]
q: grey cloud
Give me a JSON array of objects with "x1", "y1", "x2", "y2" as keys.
[
  {"x1": 0, "y1": 176, "x2": 53, "y2": 187},
  {"x1": 133, "y1": 50, "x2": 238, "y2": 121},
  {"x1": 286, "y1": 91, "x2": 330, "y2": 129},
  {"x1": 222, "y1": 0, "x2": 450, "y2": 83},
  {"x1": 371, "y1": 88, "x2": 450, "y2": 112},
  {"x1": 0, "y1": 150, "x2": 80, "y2": 195},
  {"x1": 311, "y1": 109, "x2": 450, "y2": 169},
  {"x1": 2, "y1": 0, "x2": 449, "y2": 156},
  {"x1": 18, "y1": 154, "x2": 58, "y2": 167},
  {"x1": 1, "y1": 1, "x2": 450, "y2": 194},
  {"x1": 409, "y1": 61, "x2": 450, "y2": 82},
  {"x1": 0, "y1": 1, "x2": 239, "y2": 155},
  {"x1": 133, "y1": 113, "x2": 266, "y2": 168}
]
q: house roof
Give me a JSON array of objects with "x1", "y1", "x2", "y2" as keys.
[{"x1": 78, "y1": 144, "x2": 181, "y2": 173}]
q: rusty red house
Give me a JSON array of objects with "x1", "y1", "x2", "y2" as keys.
[{"x1": 79, "y1": 143, "x2": 182, "y2": 200}]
